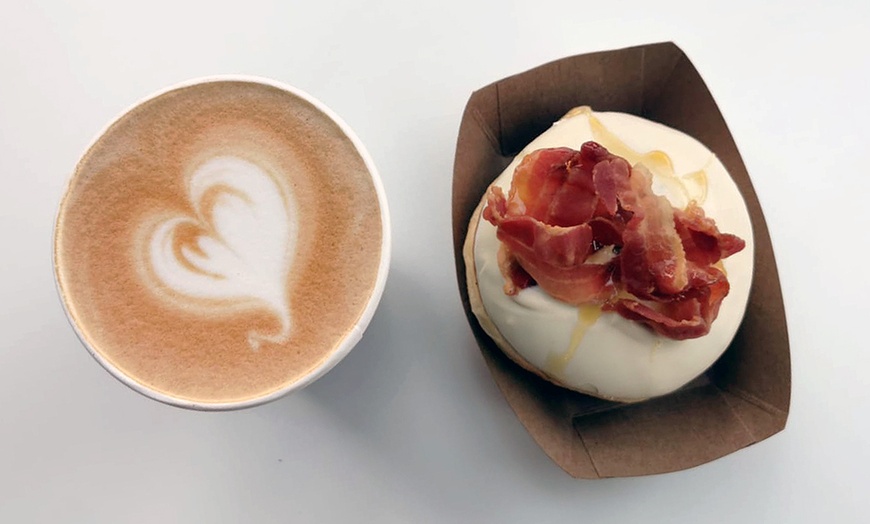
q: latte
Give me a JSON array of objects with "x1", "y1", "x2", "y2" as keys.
[{"x1": 54, "y1": 79, "x2": 388, "y2": 408}]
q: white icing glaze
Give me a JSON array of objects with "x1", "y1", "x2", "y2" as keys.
[
  {"x1": 473, "y1": 111, "x2": 754, "y2": 401},
  {"x1": 145, "y1": 156, "x2": 297, "y2": 349}
]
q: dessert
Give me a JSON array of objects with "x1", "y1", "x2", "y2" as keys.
[{"x1": 464, "y1": 107, "x2": 754, "y2": 402}]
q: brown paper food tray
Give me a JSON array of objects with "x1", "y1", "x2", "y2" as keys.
[{"x1": 452, "y1": 42, "x2": 790, "y2": 478}]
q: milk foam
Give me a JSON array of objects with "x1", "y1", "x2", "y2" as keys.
[{"x1": 146, "y1": 156, "x2": 297, "y2": 349}]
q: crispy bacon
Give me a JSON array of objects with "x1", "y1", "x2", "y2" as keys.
[
  {"x1": 674, "y1": 203, "x2": 746, "y2": 266},
  {"x1": 606, "y1": 264, "x2": 730, "y2": 340},
  {"x1": 617, "y1": 165, "x2": 688, "y2": 299},
  {"x1": 482, "y1": 141, "x2": 745, "y2": 340},
  {"x1": 485, "y1": 184, "x2": 612, "y2": 304},
  {"x1": 496, "y1": 245, "x2": 534, "y2": 296}
]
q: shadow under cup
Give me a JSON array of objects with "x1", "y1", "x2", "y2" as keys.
[{"x1": 53, "y1": 77, "x2": 391, "y2": 410}]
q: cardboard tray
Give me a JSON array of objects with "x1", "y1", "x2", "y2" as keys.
[{"x1": 452, "y1": 42, "x2": 790, "y2": 478}]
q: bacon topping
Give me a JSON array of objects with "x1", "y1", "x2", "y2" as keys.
[{"x1": 483, "y1": 141, "x2": 745, "y2": 340}]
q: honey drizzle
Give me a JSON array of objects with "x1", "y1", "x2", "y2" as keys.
[
  {"x1": 574, "y1": 107, "x2": 710, "y2": 208},
  {"x1": 545, "y1": 304, "x2": 602, "y2": 375}
]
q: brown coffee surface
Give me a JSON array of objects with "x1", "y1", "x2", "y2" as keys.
[{"x1": 55, "y1": 81, "x2": 383, "y2": 404}]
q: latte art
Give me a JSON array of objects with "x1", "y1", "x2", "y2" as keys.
[
  {"x1": 144, "y1": 156, "x2": 297, "y2": 349},
  {"x1": 54, "y1": 79, "x2": 386, "y2": 406}
]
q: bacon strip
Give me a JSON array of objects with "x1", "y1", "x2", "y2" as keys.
[
  {"x1": 617, "y1": 165, "x2": 688, "y2": 298},
  {"x1": 674, "y1": 203, "x2": 746, "y2": 266},
  {"x1": 482, "y1": 141, "x2": 745, "y2": 340},
  {"x1": 607, "y1": 264, "x2": 730, "y2": 340},
  {"x1": 496, "y1": 245, "x2": 534, "y2": 296},
  {"x1": 485, "y1": 184, "x2": 612, "y2": 304}
]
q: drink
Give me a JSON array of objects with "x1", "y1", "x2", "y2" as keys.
[{"x1": 54, "y1": 78, "x2": 389, "y2": 408}]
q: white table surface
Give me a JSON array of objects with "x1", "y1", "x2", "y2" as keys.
[{"x1": 2, "y1": 1, "x2": 868, "y2": 522}]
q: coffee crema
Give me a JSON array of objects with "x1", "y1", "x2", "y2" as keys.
[{"x1": 55, "y1": 80, "x2": 384, "y2": 405}]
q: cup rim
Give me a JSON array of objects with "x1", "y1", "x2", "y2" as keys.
[{"x1": 52, "y1": 75, "x2": 392, "y2": 411}]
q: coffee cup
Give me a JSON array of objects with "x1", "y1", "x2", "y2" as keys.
[{"x1": 53, "y1": 76, "x2": 390, "y2": 410}]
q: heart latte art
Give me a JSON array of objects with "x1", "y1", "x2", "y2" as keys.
[
  {"x1": 144, "y1": 156, "x2": 297, "y2": 349},
  {"x1": 54, "y1": 80, "x2": 384, "y2": 405}
]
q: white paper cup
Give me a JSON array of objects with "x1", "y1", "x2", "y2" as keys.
[{"x1": 53, "y1": 76, "x2": 391, "y2": 410}]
